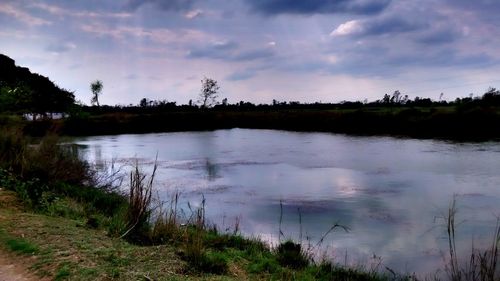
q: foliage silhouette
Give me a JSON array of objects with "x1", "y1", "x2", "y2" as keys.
[
  {"x1": 198, "y1": 77, "x2": 219, "y2": 108},
  {"x1": 90, "y1": 80, "x2": 103, "y2": 107}
]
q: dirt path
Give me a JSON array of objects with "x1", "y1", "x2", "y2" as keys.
[{"x1": 0, "y1": 251, "x2": 36, "y2": 281}]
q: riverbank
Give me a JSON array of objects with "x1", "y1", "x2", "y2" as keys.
[
  {"x1": 0, "y1": 189, "x2": 186, "y2": 280},
  {"x1": 0, "y1": 181, "x2": 404, "y2": 280},
  {"x1": 22, "y1": 106, "x2": 500, "y2": 141}
]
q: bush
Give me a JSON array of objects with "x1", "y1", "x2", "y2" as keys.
[
  {"x1": 0, "y1": 169, "x2": 46, "y2": 207},
  {"x1": 0, "y1": 129, "x2": 26, "y2": 172},
  {"x1": 184, "y1": 250, "x2": 228, "y2": 274},
  {"x1": 276, "y1": 240, "x2": 310, "y2": 269},
  {"x1": 248, "y1": 256, "x2": 280, "y2": 274},
  {"x1": 22, "y1": 135, "x2": 91, "y2": 186}
]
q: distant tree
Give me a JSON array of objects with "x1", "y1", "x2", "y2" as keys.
[
  {"x1": 198, "y1": 77, "x2": 219, "y2": 108},
  {"x1": 482, "y1": 87, "x2": 500, "y2": 106},
  {"x1": 222, "y1": 98, "x2": 228, "y2": 106},
  {"x1": 390, "y1": 90, "x2": 401, "y2": 103},
  {"x1": 401, "y1": 95, "x2": 409, "y2": 104},
  {"x1": 139, "y1": 98, "x2": 149, "y2": 107},
  {"x1": 90, "y1": 80, "x2": 103, "y2": 107},
  {"x1": 382, "y1": 94, "x2": 391, "y2": 104}
]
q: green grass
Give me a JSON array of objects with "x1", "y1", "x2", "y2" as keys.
[
  {"x1": 0, "y1": 200, "x2": 185, "y2": 280},
  {"x1": 0, "y1": 188, "x2": 403, "y2": 280},
  {"x1": 54, "y1": 263, "x2": 71, "y2": 280},
  {"x1": 0, "y1": 227, "x2": 38, "y2": 254},
  {"x1": 5, "y1": 237, "x2": 39, "y2": 254}
]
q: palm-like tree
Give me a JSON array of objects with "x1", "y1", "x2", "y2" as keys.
[{"x1": 90, "y1": 80, "x2": 103, "y2": 107}]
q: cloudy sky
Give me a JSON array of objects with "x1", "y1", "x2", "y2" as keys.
[{"x1": 1, "y1": 0, "x2": 500, "y2": 105}]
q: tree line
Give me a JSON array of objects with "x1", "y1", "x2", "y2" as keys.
[
  {"x1": 2, "y1": 52, "x2": 500, "y2": 118},
  {"x1": 0, "y1": 54, "x2": 75, "y2": 119}
]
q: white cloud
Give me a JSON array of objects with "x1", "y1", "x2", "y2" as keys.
[
  {"x1": 80, "y1": 22, "x2": 210, "y2": 46},
  {"x1": 0, "y1": 3, "x2": 51, "y2": 26},
  {"x1": 184, "y1": 9, "x2": 203, "y2": 19},
  {"x1": 31, "y1": 3, "x2": 132, "y2": 19},
  {"x1": 326, "y1": 55, "x2": 339, "y2": 64},
  {"x1": 330, "y1": 20, "x2": 363, "y2": 36}
]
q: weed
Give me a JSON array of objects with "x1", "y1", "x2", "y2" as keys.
[
  {"x1": 248, "y1": 255, "x2": 280, "y2": 274},
  {"x1": 120, "y1": 160, "x2": 156, "y2": 244},
  {"x1": 54, "y1": 263, "x2": 71, "y2": 280},
  {"x1": 107, "y1": 206, "x2": 128, "y2": 237},
  {"x1": 201, "y1": 251, "x2": 229, "y2": 274},
  {"x1": 443, "y1": 197, "x2": 500, "y2": 281},
  {"x1": 151, "y1": 192, "x2": 182, "y2": 244},
  {"x1": 276, "y1": 200, "x2": 349, "y2": 270},
  {"x1": 5, "y1": 237, "x2": 39, "y2": 254},
  {"x1": 276, "y1": 240, "x2": 310, "y2": 269}
]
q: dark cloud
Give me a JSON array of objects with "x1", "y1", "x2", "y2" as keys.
[
  {"x1": 187, "y1": 41, "x2": 276, "y2": 62},
  {"x1": 187, "y1": 41, "x2": 238, "y2": 59},
  {"x1": 233, "y1": 48, "x2": 275, "y2": 61},
  {"x1": 126, "y1": 0, "x2": 194, "y2": 11},
  {"x1": 364, "y1": 16, "x2": 425, "y2": 36},
  {"x1": 446, "y1": 0, "x2": 500, "y2": 11},
  {"x1": 379, "y1": 50, "x2": 495, "y2": 73},
  {"x1": 416, "y1": 28, "x2": 461, "y2": 45},
  {"x1": 245, "y1": 0, "x2": 391, "y2": 15},
  {"x1": 329, "y1": 46, "x2": 496, "y2": 77},
  {"x1": 45, "y1": 42, "x2": 76, "y2": 53},
  {"x1": 226, "y1": 70, "x2": 256, "y2": 81}
]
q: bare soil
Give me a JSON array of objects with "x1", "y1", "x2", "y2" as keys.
[{"x1": 0, "y1": 251, "x2": 36, "y2": 281}]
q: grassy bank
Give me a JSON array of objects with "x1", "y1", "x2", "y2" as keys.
[{"x1": 0, "y1": 189, "x2": 406, "y2": 280}]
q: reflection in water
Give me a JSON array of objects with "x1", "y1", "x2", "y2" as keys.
[
  {"x1": 204, "y1": 158, "x2": 220, "y2": 181},
  {"x1": 73, "y1": 129, "x2": 500, "y2": 277}
]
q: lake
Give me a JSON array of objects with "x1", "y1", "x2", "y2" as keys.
[{"x1": 73, "y1": 128, "x2": 500, "y2": 276}]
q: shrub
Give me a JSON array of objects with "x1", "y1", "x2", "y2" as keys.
[
  {"x1": 0, "y1": 129, "x2": 26, "y2": 172},
  {"x1": 248, "y1": 256, "x2": 280, "y2": 274},
  {"x1": 276, "y1": 240, "x2": 310, "y2": 269},
  {"x1": 197, "y1": 251, "x2": 228, "y2": 274},
  {"x1": 184, "y1": 250, "x2": 228, "y2": 274},
  {"x1": 22, "y1": 135, "x2": 91, "y2": 186}
]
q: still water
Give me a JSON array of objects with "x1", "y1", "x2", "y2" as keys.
[{"x1": 74, "y1": 129, "x2": 500, "y2": 276}]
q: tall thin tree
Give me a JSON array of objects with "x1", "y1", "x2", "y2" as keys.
[
  {"x1": 198, "y1": 77, "x2": 219, "y2": 108},
  {"x1": 90, "y1": 80, "x2": 103, "y2": 107}
]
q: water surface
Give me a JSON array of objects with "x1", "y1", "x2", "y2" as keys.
[{"x1": 74, "y1": 129, "x2": 500, "y2": 276}]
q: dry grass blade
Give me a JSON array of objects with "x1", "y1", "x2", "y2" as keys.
[
  {"x1": 120, "y1": 159, "x2": 156, "y2": 240},
  {"x1": 445, "y1": 197, "x2": 499, "y2": 281}
]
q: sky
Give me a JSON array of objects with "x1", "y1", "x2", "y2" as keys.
[{"x1": 1, "y1": 0, "x2": 500, "y2": 106}]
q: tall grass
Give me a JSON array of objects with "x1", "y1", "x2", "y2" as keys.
[
  {"x1": 446, "y1": 198, "x2": 500, "y2": 281},
  {"x1": 119, "y1": 161, "x2": 156, "y2": 244},
  {"x1": 151, "y1": 192, "x2": 181, "y2": 243},
  {"x1": 276, "y1": 200, "x2": 349, "y2": 270}
]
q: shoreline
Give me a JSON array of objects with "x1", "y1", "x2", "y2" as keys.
[{"x1": 21, "y1": 108, "x2": 500, "y2": 142}]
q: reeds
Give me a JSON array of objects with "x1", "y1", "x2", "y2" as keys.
[
  {"x1": 120, "y1": 160, "x2": 156, "y2": 243},
  {"x1": 445, "y1": 197, "x2": 500, "y2": 281},
  {"x1": 276, "y1": 200, "x2": 349, "y2": 270}
]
